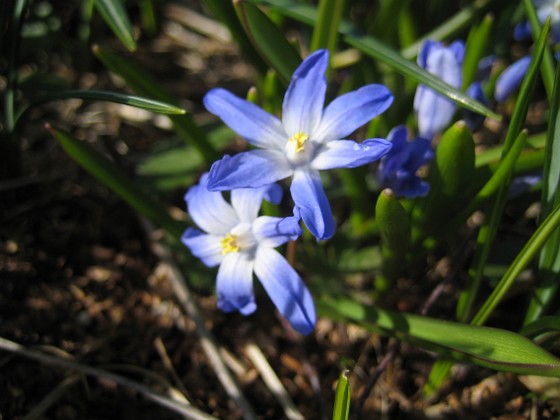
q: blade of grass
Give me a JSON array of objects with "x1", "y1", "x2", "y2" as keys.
[
  {"x1": 472, "y1": 200, "x2": 560, "y2": 327},
  {"x1": 402, "y1": 0, "x2": 493, "y2": 60},
  {"x1": 318, "y1": 298, "x2": 560, "y2": 377},
  {"x1": 310, "y1": 0, "x2": 346, "y2": 73},
  {"x1": 245, "y1": 0, "x2": 500, "y2": 121},
  {"x1": 522, "y1": 0, "x2": 555, "y2": 99},
  {"x1": 332, "y1": 370, "x2": 351, "y2": 420},
  {"x1": 428, "y1": 20, "x2": 550, "y2": 392},
  {"x1": 93, "y1": 0, "x2": 137, "y2": 51},
  {"x1": 525, "y1": 51, "x2": 560, "y2": 324},
  {"x1": 92, "y1": 45, "x2": 219, "y2": 163},
  {"x1": 16, "y1": 90, "x2": 186, "y2": 131},
  {"x1": 47, "y1": 124, "x2": 185, "y2": 240},
  {"x1": 234, "y1": 1, "x2": 301, "y2": 85},
  {"x1": 462, "y1": 13, "x2": 494, "y2": 90}
]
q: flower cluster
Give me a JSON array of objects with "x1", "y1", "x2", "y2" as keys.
[{"x1": 183, "y1": 49, "x2": 395, "y2": 334}]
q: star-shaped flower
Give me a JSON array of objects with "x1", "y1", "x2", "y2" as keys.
[
  {"x1": 182, "y1": 174, "x2": 316, "y2": 335},
  {"x1": 203, "y1": 49, "x2": 393, "y2": 240}
]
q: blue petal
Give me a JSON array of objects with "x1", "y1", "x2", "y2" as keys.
[
  {"x1": 231, "y1": 183, "x2": 282, "y2": 223},
  {"x1": 414, "y1": 40, "x2": 464, "y2": 138},
  {"x1": 264, "y1": 183, "x2": 283, "y2": 205},
  {"x1": 206, "y1": 151, "x2": 293, "y2": 191},
  {"x1": 494, "y1": 56, "x2": 531, "y2": 102},
  {"x1": 464, "y1": 82, "x2": 488, "y2": 130},
  {"x1": 290, "y1": 169, "x2": 335, "y2": 240},
  {"x1": 204, "y1": 88, "x2": 286, "y2": 150},
  {"x1": 314, "y1": 84, "x2": 393, "y2": 142},
  {"x1": 312, "y1": 139, "x2": 392, "y2": 170},
  {"x1": 216, "y1": 252, "x2": 256, "y2": 315},
  {"x1": 417, "y1": 39, "x2": 438, "y2": 68},
  {"x1": 185, "y1": 173, "x2": 238, "y2": 235},
  {"x1": 253, "y1": 215, "x2": 302, "y2": 248},
  {"x1": 181, "y1": 228, "x2": 223, "y2": 267},
  {"x1": 282, "y1": 49, "x2": 328, "y2": 135},
  {"x1": 254, "y1": 248, "x2": 316, "y2": 335}
]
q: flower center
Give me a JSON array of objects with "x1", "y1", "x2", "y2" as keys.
[
  {"x1": 288, "y1": 132, "x2": 309, "y2": 153},
  {"x1": 220, "y1": 233, "x2": 239, "y2": 255}
]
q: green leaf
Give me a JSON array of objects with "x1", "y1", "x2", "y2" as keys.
[
  {"x1": 375, "y1": 189, "x2": 411, "y2": 287},
  {"x1": 94, "y1": 0, "x2": 137, "y2": 52},
  {"x1": 526, "y1": 49, "x2": 560, "y2": 324},
  {"x1": 24, "y1": 89, "x2": 186, "y2": 115},
  {"x1": 332, "y1": 370, "x2": 351, "y2": 420},
  {"x1": 317, "y1": 298, "x2": 560, "y2": 377},
  {"x1": 462, "y1": 13, "x2": 493, "y2": 90},
  {"x1": 310, "y1": 0, "x2": 346, "y2": 55},
  {"x1": 471, "y1": 193, "x2": 560, "y2": 328},
  {"x1": 48, "y1": 125, "x2": 185, "y2": 241},
  {"x1": 245, "y1": 0, "x2": 500, "y2": 121},
  {"x1": 412, "y1": 121, "x2": 475, "y2": 243},
  {"x1": 234, "y1": 2, "x2": 301, "y2": 85},
  {"x1": 201, "y1": 0, "x2": 268, "y2": 74},
  {"x1": 92, "y1": 45, "x2": 219, "y2": 163},
  {"x1": 522, "y1": 0, "x2": 555, "y2": 99}
]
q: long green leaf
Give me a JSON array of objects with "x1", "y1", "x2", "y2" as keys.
[
  {"x1": 48, "y1": 125, "x2": 185, "y2": 240},
  {"x1": 472, "y1": 199, "x2": 560, "y2": 327},
  {"x1": 234, "y1": 2, "x2": 301, "y2": 85},
  {"x1": 318, "y1": 298, "x2": 560, "y2": 377},
  {"x1": 94, "y1": 0, "x2": 137, "y2": 51},
  {"x1": 526, "y1": 46, "x2": 560, "y2": 324},
  {"x1": 92, "y1": 45, "x2": 219, "y2": 163},
  {"x1": 19, "y1": 90, "x2": 186, "y2": 123},
  {"x1": 310, "y1": 0, "x2": 346, "y2": 55},
  {"x1": 462, "y1": 13, "x2": 493, "y2": 90},
  {"x1": 245, "y1": 0, "x2": 500, "y2": 121},
  {"x1": 332, "y1": 370, "x2": 351, "y2": 420},
  {"x1": 522, "y1": 0, "x2": 555, "y2": 99}
]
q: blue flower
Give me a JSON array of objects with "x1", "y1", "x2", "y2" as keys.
[
  {"x1": 515, "y1": 0, "x2": 560, "y2": 44},
  {"x1": 182, "y1": 174, "x2": 316, "y2": 335},
  {"x1": 494, "y1": 56, "x2": 531, "y2": 102},
  {"x1": 203, "y1": 49, "x2": 393, "y2": 241},
  {"x1": 377, "y1": 125, "x2": 434, "y2": 198},
  {"x1": 414, "y1": 40, "x2": 465, "y2": 139}
]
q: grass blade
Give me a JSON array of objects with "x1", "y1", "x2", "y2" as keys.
[
  {"x1": 93, "y1": 0, "x2": 137, "y2": 51},
  {"x1": 234, "y1": 1, "x2": 301, "y2": 85},
  {"x1": 310, "y1": 0, "x2": 346, "y2": 55},
  {"x1": 246, "y1": 0, "x2": 500, "y2": 121},
  {"x1": 525, "y1": 53, "x2": 560, "y2": 323},
  {"x1": 48, "y1": 124, "x2": 185, "y2": 240},
  {"x1": 92, "y1": 45, "x2": 219, "y2": 163},
  {"x1": 318, "y1": 298, "x2": 560, "y2": 377},
  {"x1": 332, "y1": 370, "x2": 351, "y2": 420}
]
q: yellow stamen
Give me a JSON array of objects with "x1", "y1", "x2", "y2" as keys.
[
  {"x1": 220, "y1": 233, "x2": 239, "y2": 255},
  {"x1": 288, "y1": 132, "x2": 309, "y2": 153}
]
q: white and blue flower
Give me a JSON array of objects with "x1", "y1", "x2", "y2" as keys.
[
  {"x1": 203, "y1": 49, "x2": 393, "y2": 241},
  {"x1": 414, "y1": 40, "x2": 465, "y2": 139},
  {"x1": 182, "y1": 174, "x2": 316, "y2": 335}
]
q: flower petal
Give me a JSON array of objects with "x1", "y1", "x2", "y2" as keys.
[
  {"x1": 231, "y1": 183, "x2": 282, "y2": 224},
  {"x1": 314, "y1": 84, "x2": 393, "y2": 142},
  {"x1": 282, "y1": 49, "x2": 328, "y2": 135},
  {"x1": 216, "y1": 252, "x2": 256, "y2": 315},
  {"x1": 253, "y1": 215, "x2": 302, "y2": 248},
  {"x1": 254, "y1": 248, "x2": 316, "y2": 335},
  {"x1": 494, "y1": 56, "x2": 531, "y2": 102},
  {"x1": 181, "y1": 228, "x2": 223, "y2": 267},
  {"x1": 311, "y1": 139, "x2": 392, "y2": 170},
  {"x1": 414, "y1": 40, "x2": 464, "y2": 138},
  {"x1": 185, "y1": 173, "x2": 238, "y2": 235},
  {"x1": 290, "y1": 169, "x2": 335, "y2": 240},
  {"x1": 206, "y1": 151, "x2": 293, "y2": 191},
  {"x1": 204, "y1": 88, "x2": 286, "y2": 150}
]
